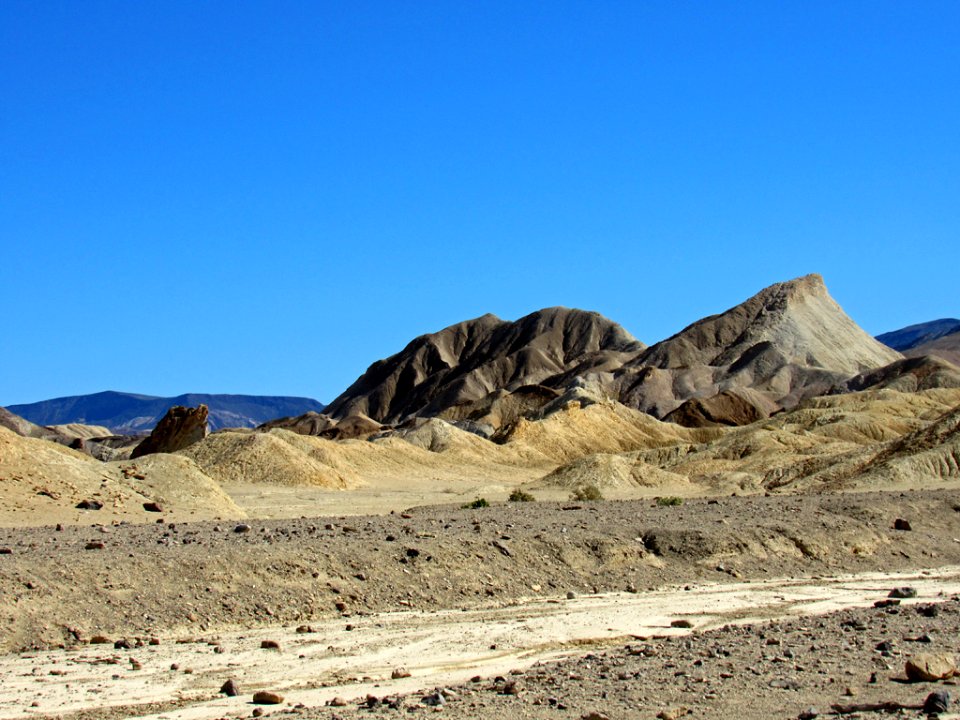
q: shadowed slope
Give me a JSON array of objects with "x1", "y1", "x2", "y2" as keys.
[{"x1": 324, "y1": 307, "x2": 643, "y2": 424}]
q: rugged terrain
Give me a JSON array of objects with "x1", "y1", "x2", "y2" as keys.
[
  {"x1": 2, "y1": 491, "x2": 960, "y2": 719},
  {"x1": 2, "y1": 274, "x2": 960, "y2": 720}
]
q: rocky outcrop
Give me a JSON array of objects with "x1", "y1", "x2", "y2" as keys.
[{"x1": 131, "y1": 405, "x2": 209, "y2": 458}]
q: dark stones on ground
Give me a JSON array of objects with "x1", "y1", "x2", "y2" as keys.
[
  {"x1": 220, "y1": 678, "x2": 239, "y2": 696},
  {"x1": 923, "y1": 690, "x2": 951, "y2": 714},
  {"x1": 890, "y1": 587, "x2": 918, "y2": 599}
]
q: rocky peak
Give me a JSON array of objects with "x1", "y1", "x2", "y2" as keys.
[{"x1": 131, "y1": 404, "x2": 209, "y2": 458}]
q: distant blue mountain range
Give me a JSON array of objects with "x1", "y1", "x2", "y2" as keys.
[
  {"x1": 6, "y1": 391, "x2": 325, "y2": 434},
  {"x1": 876, "y1": 319, "x2": 960, "y2": 352}
]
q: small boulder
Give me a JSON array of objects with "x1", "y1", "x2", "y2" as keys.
[
  {"x1": 252, "y1": 690, "x2": 284, "y2": 704},
  {"x1": 143, "y1": 502, "x2": 163, "y2": 513},
  {"x1": 260, "y1": 640, "x2": 280, "y2": 650},
  {"x1": 391, "y1": 667, "x2": 411, "y2": 679},
  {"x1": 894, "y1": 518, "x2": 912, "y2": 531},
  {"x1": 923, "y1": 690, "x2": 951, "y2": 714},
  {"x1": 76, "y1": 500, "x2": 103, "y2": 510},
  {"x1": 906, "y1": 653, "x2": 958, "y2": 682},
  {"x1": 889, "y1": 587, "x2": 918, "y2": 599},
  {"x1": 220, "y1": 679, "x2": 239, "y2": 696}
]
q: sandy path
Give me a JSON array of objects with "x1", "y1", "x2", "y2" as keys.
[{"x1": 3, "y1": 566, "x2": 959, "y2": 720}]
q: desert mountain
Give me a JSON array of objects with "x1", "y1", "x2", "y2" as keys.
[
  {"x1": 315, "y1": 275, "x2": 921, "y2": 434},
  {"x1": 7, "y1": 391, "x2": 325, "y2": 433},
  {"x1": 323, "y1": 307, "x2": 643, "y2": 425},
  {"x1": 611, "y1": 274, "x2": 903, "y2": 419},
  {"x1": 877, "y1": 319, "x2": 960, "y2": 351}
]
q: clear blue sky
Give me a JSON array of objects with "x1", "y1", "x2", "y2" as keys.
[{"x1": 2, "y1": 1, "x2": 958, "y2": 405}]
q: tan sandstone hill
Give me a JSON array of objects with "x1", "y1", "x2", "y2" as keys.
[
  {"x1": 0, "y1": 425, "x2": 243, "y2": 526},
  {"x1": 612, "y1": 274, "x2": 903, "y2": 418}
]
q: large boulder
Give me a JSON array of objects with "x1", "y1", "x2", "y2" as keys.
[{"x1": 131, "y1": 405, "x2": 209, "y2": 458}]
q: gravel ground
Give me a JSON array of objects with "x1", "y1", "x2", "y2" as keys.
[
  {"x1": 2, "y1": 490, "x2": 960, "y2": 653},
  {"x1": 305, "y1": 596, "x2": 960, "y2": 720}
]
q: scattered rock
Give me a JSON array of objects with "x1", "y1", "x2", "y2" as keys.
[
  {"x1": 252, "y1": 690, "x2": 284, "y2": 704},
  {"x1": 422, "y1": 692, "x2": 444, "y2": 706},
  {"x1": 890, "y1": 587, "x2": 918, "y2": 599},
  {"x1": 220, "y1": 679, "x2": 239, "y2": 696},
  {"x1": 923, "y1": 690, "x2": 951, "y2": 714},
  {"x1": 906, "y1": 653, "x2": 958, "y2": 682}
]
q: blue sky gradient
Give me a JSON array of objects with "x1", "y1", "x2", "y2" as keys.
[{"x1": 2, "y1": 2, "x2": 958, "y2": 405}]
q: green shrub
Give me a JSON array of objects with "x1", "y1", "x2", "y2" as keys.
[
  {"x1": 656, "y1": 496, "x2": 684, "y2": 506},
  {"x1": 462, "y1": 497, "x2": 490, "y2": 509},
  {"x1": 570, "y1": 484, "x2": 604, "y2": 501},
  {"x1": 508, "y1": 489, "x2": 536, "y2": 502}
]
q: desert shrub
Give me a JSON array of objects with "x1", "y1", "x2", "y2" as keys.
[
  {"x1": 462, "y1": 497, "x2": 490, "y2": 509},
  {"x1": 570, "y1": 484, "x2": 604, "y2": 501},
  {"x1": 656, "y1": 496, "x2": 684, "y2": 507},
  {"x1": 508, "y1": 489, "x2": 536, "y2": 502}
]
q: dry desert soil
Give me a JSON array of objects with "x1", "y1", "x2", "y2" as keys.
[{"x1": 3, "y1": 490, "x2": 960, "y2": 720}]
